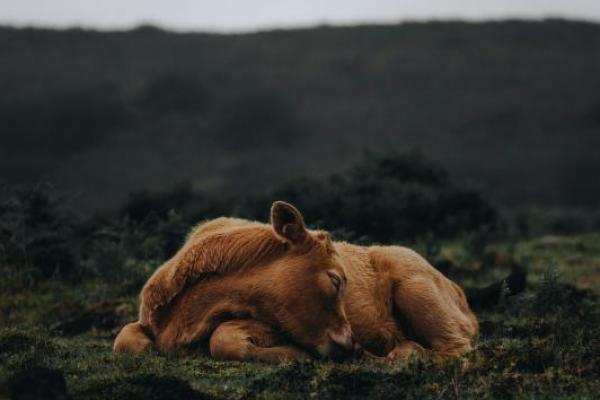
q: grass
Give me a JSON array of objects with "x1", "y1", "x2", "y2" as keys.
[
  {"x1": 515, "y1": 233, "x2": 600, "y2": 291},
  {"x1": 1, "y1": 234, "x2": 599, "y2": 399}
]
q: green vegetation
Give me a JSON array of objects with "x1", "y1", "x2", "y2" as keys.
[
  {"x1": 1, "y1": 234, "x2": 598, "y2": 399},
  {"x1": 1, "y1": 172, "x2": 599, "y2": 398}
]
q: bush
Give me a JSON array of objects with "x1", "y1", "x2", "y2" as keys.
[
  {"x1": 119, "y1": 182, "x2": 231, "y2": 223},
  {"x1": 1, "y1": 153, "x2": 500, "y2": 285},
  {"x1": 0, "y1": 184, "x2": 77, "y2": 282},
  {"x1": 0, "y1": 184, "x2": 192, "y2": 287},
  {"x1": 508, "y1": 207, "x2": 600, "y2": 238},
  {"x1": 80, "y1": 211, "x2": 189, "y2": 287},
  {"x1": 241, "y1": 152, "x2": 499, "y2": 243}
]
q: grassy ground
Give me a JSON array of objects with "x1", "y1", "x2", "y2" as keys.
[{"x1": 1, "y1": 234, "x2": 599, "y2": 399}]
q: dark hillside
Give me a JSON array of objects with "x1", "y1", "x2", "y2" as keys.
[{"x1": 1, "y1": 20, "x2": 600, "y2": 211}]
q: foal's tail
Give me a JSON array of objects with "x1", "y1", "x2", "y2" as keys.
[
  {"x1": 113, "y1": 321, "x2": 154, "y2": 354},
  {"x1": 465, "y1": 266, "x2": 527, "y2": 309}
]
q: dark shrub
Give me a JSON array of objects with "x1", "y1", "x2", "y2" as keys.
[
  {"x1": 119, "y1": 182, "x2": 231, "y2": 223},
  {"x1": 79, "y1": 210, "x2": 189, "y2": 287},
  {"x1": 241, "y1": 152, "x2": 499, "y2": 243},
  {"x1": 120, "y1": 183, "x2": 196, "y2": 221},
  {"x1": 0, "y1": 184, "x2": 77, "y2": 281}
]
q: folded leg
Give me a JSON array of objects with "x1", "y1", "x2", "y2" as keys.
[
  {"x1": 209, "y1": 320, "x2": 311, "y2": 363},
  {"x1": 392, "y1": 275, "x2": 477, "y2": 356},
  {"x1": 113, "y1": 321, "x2": 153, "y2": 354}
]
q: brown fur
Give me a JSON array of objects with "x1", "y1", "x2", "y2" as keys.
[{"x1": 114, "y1": 202, "x2": 478, "y2": 362}]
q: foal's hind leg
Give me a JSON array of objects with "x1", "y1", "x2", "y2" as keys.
[
  {"x1": 392, "y1": 275, "x2": 478, "y2": 356},
  {"x1": 209, "y1": 320, "x2": 311, "y2": 363}
]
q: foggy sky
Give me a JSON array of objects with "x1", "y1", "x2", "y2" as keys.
[{"x1": 1, "y1": 0, "x2": 599, "y2": 32}]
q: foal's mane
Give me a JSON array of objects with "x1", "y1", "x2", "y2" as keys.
[{"x1": 139, "y1": 220, "x2": 288, "y2": 326}]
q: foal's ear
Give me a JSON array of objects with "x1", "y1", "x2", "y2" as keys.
[{"x1": 271, "y1": 201, "x2": 307, "y2": 244}]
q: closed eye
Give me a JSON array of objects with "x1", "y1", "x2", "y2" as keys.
[{"x1": 327, "y1": 271, "x2": 343, "y2": 292}]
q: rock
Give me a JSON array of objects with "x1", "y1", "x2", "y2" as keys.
[{"x1": 6, "y1": 367, "x2": 71, "y2": 400}]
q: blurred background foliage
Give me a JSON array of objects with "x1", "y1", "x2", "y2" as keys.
[
  {"x1": 1, "y1": 19, "x2": 600, "y2": 289},
  {"x1": 1, "y1": 151, "x2": 598, "y2": 289},
  {"x1": 1, "y1": 20, "x2": 600, "y2": 213}
]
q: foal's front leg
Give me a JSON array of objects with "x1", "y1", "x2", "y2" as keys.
[{"x1": 209, "y1": 320, "x2": 312, "y2": 363}]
